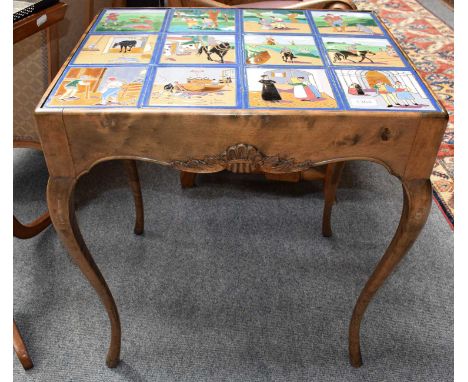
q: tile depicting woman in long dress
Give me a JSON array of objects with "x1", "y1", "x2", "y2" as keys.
[{"x1": 247, "y1": 68, "x2": 337, "y2": 109}]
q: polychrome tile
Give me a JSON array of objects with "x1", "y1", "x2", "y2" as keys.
[
  {"x1": 46, "y1": 66, "x2": 147, "y2": 107},
  {"x1": 74, "y1": 35, "x2": 158, "y2": 65},
  {"x1": 243, "y1": 9, "x2": 311, "y2": 34},
  {"x1": 246, "y1": 67, "x2": 337, "y2": 109},
  {"x1": 311, "y1": 11, "x2": 383, "y2": 35},
  {"x1": 335, "y1": 69, "x2": 437, "y2": 111},
  {"x1": 149, "y1": 67, "x2": 237, "y2": 107},
  {"x1": 168, "y1": 9, "x2": 236, "y2": 33},
  {"x1": 322, "y1": 36, "x2": 405, "y2": 67},
  {"x1": 95, "y1": 9, "x2": 166, "y2": 32},
  {"x1": 160, "y1": 35, "x2": 236, "y2": 65},
  {"x1": 244, "y1": 34, "x2": 322, "y2": 66}
]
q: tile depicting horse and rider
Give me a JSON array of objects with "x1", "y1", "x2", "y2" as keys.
[
  {"x1": 322, "y1": 37, "x2": 405, "y2": 67},
  {"x1": 95, "y1": 9, "x2": 167, "y2": 32},
  {"x1": 149, "y1": 67, "x2": 237, "y2": 107},
  {"x1": 335, "y1": 69, "x2": 437, "y2": 111},
  {"x1": 244, "y1": 35, "x2": 322, "y2": 66},
  {"x1": 160, "y1": 35, "x2": 236, "y2": 65},
  {"x1": 169, "y1": 9, "x2": 236, "y2": 32},
  {"x1": 311, "y1": 11, "x2": 383, "y2": 35},
  {"x1": 243, "y1": 10, "x2": 311, "y2": 34},
  {"x1": 74, "y1": 35, "x2": 158, "y2": 65},
  {"x1": 246, "y1": 68, "x2": 338, "y2": 109},
  {"x1": 46, "y1": 67, "x2": 147, "y2": 107}
]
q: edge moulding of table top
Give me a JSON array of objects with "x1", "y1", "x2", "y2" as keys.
[{"x1": 35, "y1": 7, "x2": 448, "y2": 369}]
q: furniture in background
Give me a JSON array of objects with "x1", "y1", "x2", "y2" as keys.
[
  {"x1": 13, "y1": 2, "x2": 68, "y2": 369},
  {"x1": 166, "y1": 0, "x2": 357, "y2": 9},
  {"x1": 35, "y1": 7, "x2": 448, "y2": 368},
  {"x1": 13, "y1": 0, "x2": 144, "y2": 369}
]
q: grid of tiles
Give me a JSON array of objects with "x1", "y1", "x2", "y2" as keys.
[{"x1": 43, "y1": 8, "x2": 441, "y2": 112}]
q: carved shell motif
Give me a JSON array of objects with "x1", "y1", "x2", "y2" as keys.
[
  {"x1": 170, "y1": 143, "x2": 314, "y2": 174},
  {"x1": 223, "y1": 144, "x2": 263, "y2": 173}
]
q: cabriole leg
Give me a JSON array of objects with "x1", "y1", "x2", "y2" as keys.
[
  {"x1": 349, "y1": 179, "x2": 432, "y2": 367},
  {"x1": 47, "y1": 176, "x2": 121, "y2": 368}
]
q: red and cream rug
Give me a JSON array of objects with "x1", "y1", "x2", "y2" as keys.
[{"x1": 354, "y1": 0, "x2": 454, "y2": 227}]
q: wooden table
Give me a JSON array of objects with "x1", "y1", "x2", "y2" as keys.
[{"x1": 35, "y1": 7, "x2": 448, "y2": 368}]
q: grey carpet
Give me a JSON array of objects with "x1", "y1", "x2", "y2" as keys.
[{"x1": 13, "y1": 148, "x2": 453, "y2": 382}]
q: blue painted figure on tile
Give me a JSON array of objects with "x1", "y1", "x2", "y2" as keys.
[
  {"x1": 395, "y1": 81, "x2": 419, "y2": 106},
  {"x1": 99, "y1": 76, "x2": 124, "y2": 105}
]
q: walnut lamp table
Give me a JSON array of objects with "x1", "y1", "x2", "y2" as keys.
[{"x1": 35, "y1": 7, "x2": 448, "y2": 368}]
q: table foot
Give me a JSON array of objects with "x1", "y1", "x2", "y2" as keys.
[
  {"x1": 123, "y1": 160, "x2": 144, "y2": 235},
  {"x1": 322, "y1": 162, "x2": 345, "y2": 237},
  {"x1": 13, "y1": 213, "x2": 51, "y2": 239},
  {"x1": 348, "y1": 179, "x2": 432, "y2": 367},
  {"x1": 47, "y1": 176, "x2": 121, "y2": 368},
  {"x1": 13, "y1": 320, "x2": 33, "y2": 370}
]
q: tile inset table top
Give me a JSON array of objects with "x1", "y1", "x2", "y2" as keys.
[{"x1": 41, "y1": 8, "x2": 442, "y2": 112}]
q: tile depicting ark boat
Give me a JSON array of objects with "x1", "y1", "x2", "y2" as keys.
[{"x1": 149, "y1": 67, "x2": 237, "y2": 107}]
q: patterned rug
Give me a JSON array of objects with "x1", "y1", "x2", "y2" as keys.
[{"x1": 354, "y1": 0, "x2": 454, "y2": 227}]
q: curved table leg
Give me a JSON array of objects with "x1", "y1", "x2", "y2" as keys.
[
  {"x1": 47, "y1": 176, "x2": 121, "y2": 368},
  {"x1": 13, "y1": 213, "x2": 51, "y2": 239},
  {"x1": 349, "y1": 178, "x2": 432, "y2": 367},
  {"x1": 122, "y1": 160, "x2": 144, "y2": 235},
  {"x1": 13, "y1": 320, "x2": 33, "y2": 370},
  {"x1": 322, "y1": 162, "x2": 345, "y2": 237}
]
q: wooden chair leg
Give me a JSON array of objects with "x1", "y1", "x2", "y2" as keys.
[
  {"x1": 322, "y1": 162, "x2": 345, "y2": 237},
  {"x1": 180, "y1": 171, "x2": 197, "y2": 189},
  {"x1": 13, "y1": 321, "x2": 33, "y2": 370},
  {"x1": 122, "y1": 160, "x2": 144, "y2": 235},
  {"x1": 13, "y1": 213, "x2": 51, "y2": 239}
]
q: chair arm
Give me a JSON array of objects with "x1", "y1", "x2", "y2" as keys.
[
  {"x1": 169, "y1": 0, "x2": 232, "y2": 7},
  {"x1": 284, "y1": 0, "x2": 357, "y2": 10}
]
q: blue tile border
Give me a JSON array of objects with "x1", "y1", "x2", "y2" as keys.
[{"x1": 42, "y1": 8, "x2": 443, "y2": 113}]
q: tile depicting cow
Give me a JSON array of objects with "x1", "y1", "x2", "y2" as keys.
[
  {"x1": 74, "y1": 35, "x2": 158, "y2": 65},
  {"x1": 160, "y1": 35, "x2": 236, "y2": 64}
]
